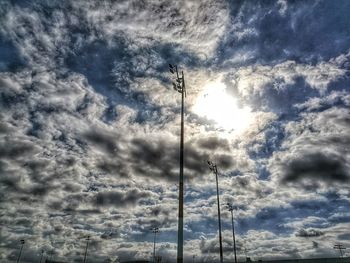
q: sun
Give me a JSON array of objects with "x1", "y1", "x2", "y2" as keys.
[{"x1": 192, "y1": 80, "x2": 253, "y2": 133}]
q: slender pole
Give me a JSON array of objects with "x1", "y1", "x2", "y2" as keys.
[
  {"x1": 169, "y1": 64, "x2": 185, "y2": 263},
  {"x1": 208, "y1": 162, "x2": 223, "y2": 263},
  {"x1": 16, "y1": 240, "x2": 25, "y2": 263},
  {"x1": 83, "y1": 236, "x2": 90, "y2": 263},
  {"x1": 229, "y1": 208, "x2": 237, "y2": 263},
  {"x1": 177, "y1": 68, "x2": 185, "y2": 263},
  {"x1": 39, "y1": 249, "x2": 44, "y2": 263},
  {"x1": 152, "y1": 228, "x2": 159, "y2": 263},
  {"x1": 153, "y1": 231, "x2": 156, "y2": 263},
  {"x1": 215, "y1": 166, "x2": 224, "y2": 263}
]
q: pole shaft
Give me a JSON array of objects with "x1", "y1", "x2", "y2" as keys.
[
  {"x1": 153, "y1": 231, "x2": 157, "y2": 263},
  {"x1": 177, "y1": 70, "x2": 185, "y2": 263},
  {"x1": 231, "y1": 210, "x2": 237, "y2": 263},
  {"x1": 83, "y1": 237, "x2": 89, "y2": 263},
  {"x1": 39, "y1": 251, "x2": 43, "y2": 263},
  {"x1": 215, "y1": 168, "x2": 223, "y2": 263},
  {"x1": 16, "y1": 243, "x2": 24, "y2": 263}
]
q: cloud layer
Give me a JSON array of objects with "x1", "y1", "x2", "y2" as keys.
[{"x1": 0, "y1": 0, "x2": 349, "y2": 262}]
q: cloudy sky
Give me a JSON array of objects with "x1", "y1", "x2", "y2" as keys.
[{"x1": 0, "y1": 0, "x2": 350, "y2": 262}]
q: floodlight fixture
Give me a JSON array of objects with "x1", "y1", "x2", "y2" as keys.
[
  {"x1": 16, "y1": 239, "x2": 25, "y2": 263},
  {"x1": 169, "y1": 64, "x2": 175, "y2": 74}
]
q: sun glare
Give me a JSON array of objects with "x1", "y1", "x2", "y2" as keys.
[{"x1": 193, "y1": 80, "x2": 253, "y2": 133}]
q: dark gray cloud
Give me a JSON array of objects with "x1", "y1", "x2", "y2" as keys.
[
  {"x1": 128, "y1": 137, "x2": 236, "y2": 181},
  {"x1": 95, "y1": 189, "x2": 151, "y2": 207},
  {"x1": 81, "y1": 126, "x2": 237, "y2": 182},
  {"x1": 82, "y1": 127, "x2": 119, "y2": 156},
  {"x1": 196, "y1": 136, "x2": 230, "y2": 152},
  {"x1": 282, "y1": 152, "x2": 349, "y2": 183},
  {"x1": 296, "y1": 228, "x2": 324, "y2": 238},
  {"x1": 269, "y1": 107, "x2": 350, "y2": 190},
  {"x1": 0, "y1": 138, "x2": 38, "y2": 159}
]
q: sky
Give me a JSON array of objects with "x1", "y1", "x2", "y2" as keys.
[{"x1": 0, "y1": 0, "x2": 350, "y2": 262}]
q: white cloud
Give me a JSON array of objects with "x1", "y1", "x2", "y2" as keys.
[{"x1": 230, "y1": 59, "x2": 346, "y2": 99}]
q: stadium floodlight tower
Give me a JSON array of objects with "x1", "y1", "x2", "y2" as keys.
[
  {"x1": 83, "y1": 235, "x2": 90, "y2": 263},
  {"x1": 168, "y1": 63, "x2": 186, "y2": 263},
  {"x1": 151, "y1": 227, "x2": 160, "y2": 263},
  {"x1": 39, "y1": 249, "x2": 44, "y2": 263},
  {"x1": 16, "y1": 239, "x2": 25, "y2": 263},
  {"x1": 207, "y1": 161, "x2": 223, "y2": 263},
  {"x1": 227, "y1": 203, "x2": 238, "y2": 263}
]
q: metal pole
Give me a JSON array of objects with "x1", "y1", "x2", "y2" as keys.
[
  {"x1": 16, "y1": 240, "x2": 25, "y2": 263},
  {"x1": 153, "y1": 231, "x2": 156, "y2": 263},
  {"x1": 208, "y1": 162, "x2": 223, "y2": 263},
  {"x1": 169, "y1": 64, "x2": 186, "y2": 263},
  {"x1": 83, "y1": 236, "x2": 90, "y2": 263},
  {"x1": 177, "y1": 70, "x2": 185, "y2": 263},
  {"x1": 229, "y1": 207, "x2": 237, "y2": 263},
  {"x1": 215, "y1": 166, "x2": 224, "y2": 263},
  {"x1": 152, "y1": 228, "x2": 159, "y2": 263},
  {"x1": 39, "y1": 249, "x2": 44, "y2": 263}
]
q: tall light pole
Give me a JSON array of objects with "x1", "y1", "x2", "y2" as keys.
[
  {"x1": 151, "y1": 227, "x2": 160, "y2": 263},
  {"x1": 227, "y1": 203, "x2": 237, "y2": 263},
  {"x1": 48, "y1": 250, "x2": 53, "y2": 262},
  {"x1": 16, "y1": 239, "x2": 25, "y2": 263},
  {"x1": 207, "y1": 161, "x2": 223, "y2": 263},
  {"x1": 169, "y1": 63, "x2": 186, "y2": 263},
  {"x1": 39, "y1": 249, "x2": 44, "y2": 263},
  {"x1": 83, "y1": 235, "x2": 90, "y2": 263}
]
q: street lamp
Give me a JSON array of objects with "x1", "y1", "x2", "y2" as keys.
[
  {"x1": 169, "y1": 63, "x2": 186, "y2": 263},
  {"x1": 151, "y1": 227, "x2": 160, "y2": 263},
  {"x1": 207, "y1": 161, "x2": 223, "y2": 263},
  {"x1": 227, "y1": 203, "x2": 237, "y2": 263},
  {"x1": 83, "y1": 235, "x2": 90, "y2": 263},
  {"x1": 16, "y1": 239, "x2": 25, "y2": 263}
]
